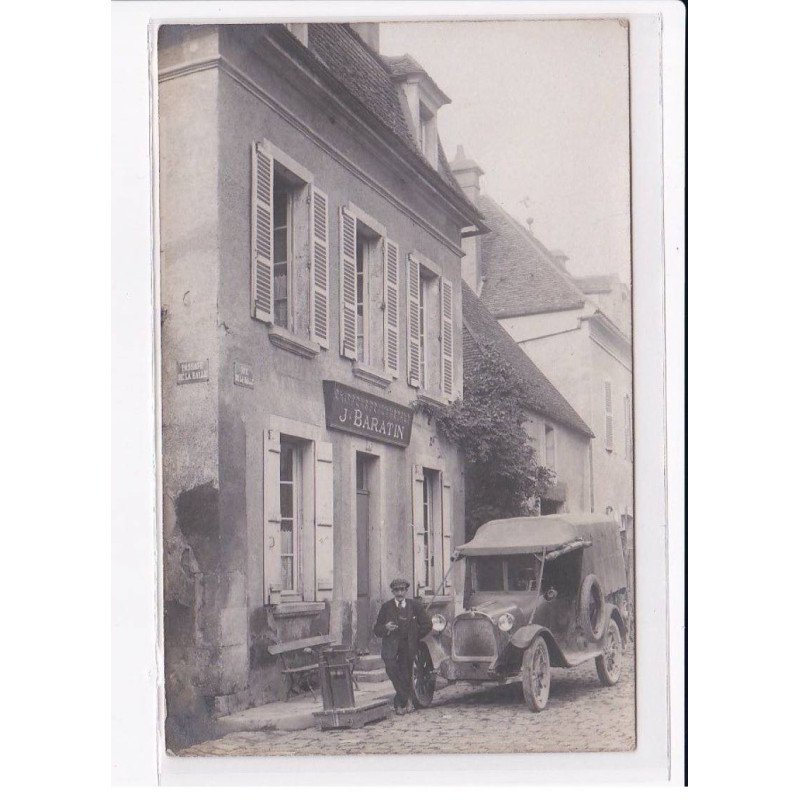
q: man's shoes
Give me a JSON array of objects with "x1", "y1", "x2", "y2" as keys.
[
  {"x1": 405, "y1": 701, "x2": 415, "y2": 714},
  {"x1": 395, "y1": 704, "x2": 407, "y2": 716}
]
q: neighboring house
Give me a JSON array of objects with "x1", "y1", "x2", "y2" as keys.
[
  {"x1": 462, "y1": 284, "x2": 594, "y2": 517},
  {"x1": 158, "y1": 23, "x2": 483, "y2": 746},
  {"x1": 451, "y1": 147, "x2": 634, "y2": 549}
]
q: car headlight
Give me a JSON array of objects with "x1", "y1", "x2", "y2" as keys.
[
  {"x1": 498, "y1": 613, "x2": 514, "y2": 632},
  {"x1": 431, "y1": 613, "x2": 447, "y2": 632}
]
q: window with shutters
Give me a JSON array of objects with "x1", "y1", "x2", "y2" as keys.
[
  {"x1": 545, "y1": 424, "x2": 556, "y2": 470},
  {"x1": 413, "y1": 466, "x2": 446, "y2": 596},
  {"x1": 603, "y1": 380, "x2": 614, "y2": 452},
  {"x1": 624, "y1": 394, "x2": 633, "y2": 461},
  {"x1": 410, "y1": 260, "x2": 446, "y2": 396},
  {"x1": 264, "y1": 424, "x2": 334, "y2": 605},
  {"x1": 340, "y1": 205, "x2": 391, "y2": 376},
  {"x1": 251, "y1": 140, "x2": 328, "y2": 349}
]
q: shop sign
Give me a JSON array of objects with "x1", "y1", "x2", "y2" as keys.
[
  {"x1": 177, "y1": 359, "x2": 209, "y2": 384},
  {"x1": 323, "y1": 381, "x2": 413, "y2": 447},
  {"x1": 234, "y1": 361, "x2": 254, "y2": 388}
]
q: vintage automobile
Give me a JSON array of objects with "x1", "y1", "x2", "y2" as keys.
[{"x1": 410, "y1": 514, "x2": 630, "y2": 712}]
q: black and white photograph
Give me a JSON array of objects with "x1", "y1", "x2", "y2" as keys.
[{"x1": 156, "y1": 15, "x2": 639, "y2": 759}]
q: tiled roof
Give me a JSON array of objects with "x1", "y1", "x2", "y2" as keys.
[
  {"x1": 298, "y1": 24, "x2": 473, "y2": 214},
  {"x1": 478, "y1": 194, "x2": 587, "y2": 317},
  {"x1": 383, "y1": 54, "x2": 451, "y2": 104},
  {"x1": 575, "y1": 274, "x2": 616, "y2": 294},
  {"x1": 462, "y1": 282, "x2": 593, "y2": 437}
]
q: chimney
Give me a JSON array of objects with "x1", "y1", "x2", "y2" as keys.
[
  {"x1": 349, "y1": 23, "x2": 380, "y2": 53},
  {"x1": 450, "y1": 145, "x2": 484, "y2": 203},
  {"x1": 550, "y1": 249, "x2": 569, "y2": 272}
]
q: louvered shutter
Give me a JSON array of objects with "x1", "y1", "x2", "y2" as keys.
[
  {"x1": 310, "y1": 187, "x2": 329, "y2": 348},
  {"x1": 411, "y1": 464, "x2": 427, "y2": 595},
  {"x1": 383, "y1": 239, "x2": 400, "y2": 377},
  {"x1": 251, "y1": 142, "x2": 274, "y2": 323},
  {"x1": 442, "y1": 477, "x2": 453, "y2": 592},
  {"x1": 440, "y1": 276, "x2": 454, "y2": 397},
  {"x1": 604, "y1": 380, "x2": 614, "y2": 452},
  {"x1": 314, "y1": 441, "x2": 334, "y2": 601},
  {"x1": 624, "y1": 394, "x2": 633, "y2": 460},
  {"x1": 339, "y1": 207, "x2": 357, "y2": 359},
  {"x1": 263, "y1": 430, "x2": 282, "y2": 604},
  {"x1": 407, "y1": 255, "x2": 421, "y2": 387}
]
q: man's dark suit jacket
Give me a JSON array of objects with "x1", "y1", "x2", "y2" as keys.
[{"x1": 373, "y1": 598, "x2": 433, "y2": 661}]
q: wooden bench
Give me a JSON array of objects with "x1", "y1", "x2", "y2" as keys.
[{"x1": 267, "y1": 635, "x2": 337, "y2": 701}]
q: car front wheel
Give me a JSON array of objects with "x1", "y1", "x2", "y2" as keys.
[
  {"x1": 411, "y1": 646, "x2": 436, "y2": 708},
  {"x1": 521, "y1": 636, "x2": 551, "y2": 712},
  {"x1": 595, "y1": 618, "x2": 623, "y2": 686}
]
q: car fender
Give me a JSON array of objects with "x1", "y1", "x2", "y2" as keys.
[
  {"x1": 420, "y1": 632, "x2": 450, "y2": 669},
  {"x1": 604, "y1": 604, "x2": 628, "y2": 646},
  {"x1": 509, "y1": 624, "x2": 569, "y2": 668}
]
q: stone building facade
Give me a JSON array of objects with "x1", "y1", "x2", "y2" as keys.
[{"x1": 158, "y1": 23, "x2": 482, "y2": 747}]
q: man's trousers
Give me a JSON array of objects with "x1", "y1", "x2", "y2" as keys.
[{"x1": 383, "y1": 643, "x2": 414, "y2": 709}]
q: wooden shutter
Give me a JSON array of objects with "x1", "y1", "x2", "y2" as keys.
[
  {"x1": 383, "y1": 239, "x2": 400, "y2": 377},
  {"x1": 251, "y1": 142, "x2": 274, "y2": 323},
  {"x1": 440, "y1": 276, "x2": 454, "y2": 397},
  {"x1": 442, "y1": 478, "x2": 453, "y2": 592},
  {"x1": 263, "y1": 430, "x2": 282, "y2": 604},
  {"x1": 624, "y1": 394, "x2": 633, "y2": 460},
  {"x1": 411, "y1": 465, "x2": 427, "y2": 595},
  {"x1": 604, "y1": 380, "x2": 614, "y2": 452},
  {"x1": 407, "y1": 255, "x2": 421, "y2": 387},
  {"x1": 310, "y1": 187, "x2": 330, "y2": 348},
  {"x1": 339, "y1": 207, "x2": 358, "y2": 359},
  {"x1": 314, "y1": 440, "x2": 334, "y2": 601}
]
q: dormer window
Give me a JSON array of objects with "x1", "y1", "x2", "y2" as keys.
[
  {"x1": 419, "y1": 102, "x2": 438, "y2": 169},
  {"x1": 384, "y1": 54, "x2": 450, "y2": 170}
]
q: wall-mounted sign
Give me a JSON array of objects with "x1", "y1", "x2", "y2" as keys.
[
  {"x1": 234, "y1": 361, "x2": 254, "y2": 388},
  {"x1": 177, "y1": 359, "x2": 209, "y2": 384},
  {"x1": 323, "y1": 381, "x2": 413, "y2": 448}
]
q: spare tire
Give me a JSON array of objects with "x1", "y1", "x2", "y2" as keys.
[{"x1": 578, "y1": 574, "x2": 605, "y2": 643}]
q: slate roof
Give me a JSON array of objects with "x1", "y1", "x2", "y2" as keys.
[
  {"x1": 462, "y1": 282, "x2": 593, "y2": 437},
  {"x1": 295, "y1": 24, "x2": 473, "y2": 208},
  {"x1": 477, "y1": 194, "x2": 587, "y2": 318}
]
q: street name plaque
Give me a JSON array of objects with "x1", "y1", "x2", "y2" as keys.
[
  {"x1": 234, "y1": 361, "x2": 254, "y2": 388},
  {"x1": 323, "y1": 381, "x2": 413, "y2": 448},
  {"x1": 177, "y1": 359, "x2": 209, "y2": 384}
]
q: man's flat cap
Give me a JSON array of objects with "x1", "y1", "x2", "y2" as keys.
[{"x1": 390, "y1": 577, "x2": 410, "y2": 590}]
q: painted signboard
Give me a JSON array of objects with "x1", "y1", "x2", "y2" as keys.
[{"x1": 322, "y1": 381, "x2": 413, "y2": 447}]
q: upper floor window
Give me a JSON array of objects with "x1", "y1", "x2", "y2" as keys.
[
  {"x1": 545, "y1": 424, "x2": 556, "y2": 470},
  {"x1": 340, "y1": 205, "x2": 400, "y2": 378},
  {"x1": 251, "y1": 139, "x2": 329, "y2": 349},
  {"x1": 603, "y1": 380, "x2": 614, "y2": 452}
]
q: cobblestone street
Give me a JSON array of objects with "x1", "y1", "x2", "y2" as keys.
[{"x1": 179, "y1": 651, "x2": 635, "y2": 757}]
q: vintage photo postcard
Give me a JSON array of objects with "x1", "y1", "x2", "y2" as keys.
[{"x1": 154, "y1": 12, "x2": 654, "y2": 764}]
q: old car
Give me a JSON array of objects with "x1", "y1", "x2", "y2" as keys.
[{"x1": 409, "y1": 514, "x2": 630, "y2": 712}]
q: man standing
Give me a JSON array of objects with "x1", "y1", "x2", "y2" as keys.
[{"x1": 373, "y1": 578, "x2": 433, "y2": 714}]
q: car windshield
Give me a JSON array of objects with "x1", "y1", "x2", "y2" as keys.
[{"x1": 471, "y1": 556, "x2": 540, "y2": 592}]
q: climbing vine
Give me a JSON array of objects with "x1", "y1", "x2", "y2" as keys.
[{"x1": 416, "y1": 342, "x2": 555, "y2": 540}]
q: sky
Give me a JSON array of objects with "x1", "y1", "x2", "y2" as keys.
[{"x1": 381, "y1": 19, "x2": 631, "y2": 282}]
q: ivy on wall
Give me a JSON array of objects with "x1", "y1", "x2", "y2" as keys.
[{"x1": 416, "y1": 342, "x2": 555, "y2": 541}]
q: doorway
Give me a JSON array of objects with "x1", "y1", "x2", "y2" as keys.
[{"x1": 355, "y1": 452, "x2": 377, "y2": 651}]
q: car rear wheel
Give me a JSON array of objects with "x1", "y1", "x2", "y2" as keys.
[
  {"x1": 595, "y1": 618, "x2": 623, "y2": 686},
  {"x1": 578, "y1": 574, "x2": 605, "y2": 643},
  {"x1": 521, "y1": 636, "x2": 551, "y2": 712},
  {"x1": 411, "y1": 646, "x2": 436, "y2": 708}
]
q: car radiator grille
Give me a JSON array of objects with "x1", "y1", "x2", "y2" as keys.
[{"x1": 453, "y1": 617, "x2": 497, "y2": 659}]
